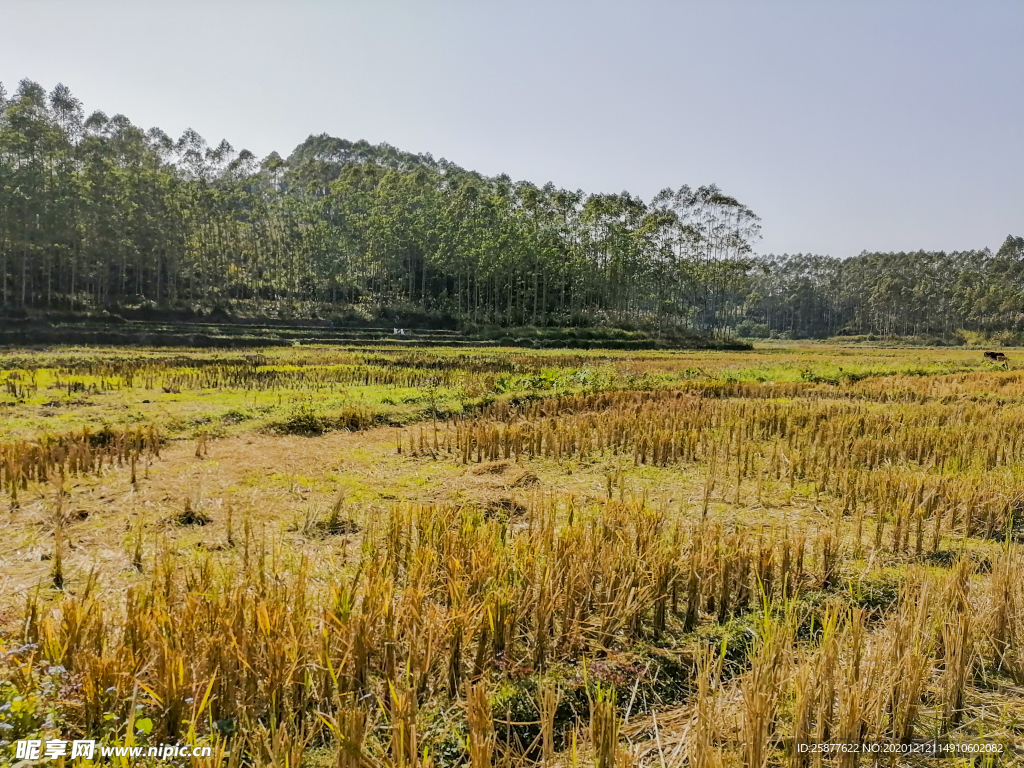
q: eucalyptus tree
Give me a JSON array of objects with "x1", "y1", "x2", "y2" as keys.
[{"x1": 34, "y1": 79, "x2": 997, "y2": 340}]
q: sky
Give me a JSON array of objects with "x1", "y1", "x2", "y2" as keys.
[{"x1": 2, "y1": 0, "x2": 1021, "y2": 257}]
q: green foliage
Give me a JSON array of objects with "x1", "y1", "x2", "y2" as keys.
[
  {"x1": 744, "y1": 242, "x2": 1024, "y2": 339},
  {"x1": 1, "y1": 79, "x2": 1022, "y2": 342},
  {"x1": 736, "y1": 319, "x2": 771, "y2": 338},
  {"x1": 0, "y1": 682, "x2": 46, "y2": 739},
  {"x1": 0, "y1": 80, "x2": 760, "y2": 338}
]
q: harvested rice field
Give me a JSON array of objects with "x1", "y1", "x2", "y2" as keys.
[{"x1": 2, "y1": 342, "x2": 1024, "y2": 766}]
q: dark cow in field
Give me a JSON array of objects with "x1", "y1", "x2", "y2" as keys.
[{"x1": 984, "y1": 351, "x2": 1008, "y2": 362}]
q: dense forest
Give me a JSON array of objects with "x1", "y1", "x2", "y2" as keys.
[
  {"x1": 742, "y1": 241, "x2": 1024, "y2": 340},
  {"x1": 1, "y1": 80, "x2": 1021, "y2": 340}
]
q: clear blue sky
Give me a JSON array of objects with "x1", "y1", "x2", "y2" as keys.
[{"x1": 3, "y1": 0, "x2": 1021, "y2": 256}]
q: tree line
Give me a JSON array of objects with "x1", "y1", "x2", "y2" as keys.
[
  {"x1": 0, "y1": 79, "x2": 759, "y2": 333},
  {"x1": 1, "y1": 80, "x2": 1020, "y2": 339},
  {"x1": 742, "y1": 240, "x2": 1024, "y2": 340}
]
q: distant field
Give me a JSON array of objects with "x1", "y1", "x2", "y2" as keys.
[
  {"x1": 2, "y1": 342, "x2": 1023, "y2": 766},
  {"x1": 0, "y1": 342, "x2": 1004, "y2": 441}
]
